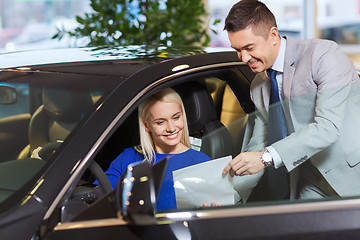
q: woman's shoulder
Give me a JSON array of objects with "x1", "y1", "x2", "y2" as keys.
[
  {"x1": 183, "y1": 148, "x2": 211, "y2": 160},
  {"x1": 123, "y1": 147, "x2": 137, "y2": 153},
  {"x1": 114, "y1": 147, "x2": 144, "y2": 162},
  {"x1": 125, "y1": 147, "x2": 145, "y2": 157}
]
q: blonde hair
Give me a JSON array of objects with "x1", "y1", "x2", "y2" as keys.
[{"x1": 135, "y1": 88, "x2": 190, "y2": 164}]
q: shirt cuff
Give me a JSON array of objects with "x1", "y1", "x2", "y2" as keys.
[{"x1": 266, "y1": 146, "x2": 283, "y2": 168}]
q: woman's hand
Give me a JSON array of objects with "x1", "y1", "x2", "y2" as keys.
[{"x1": 202, "y1": 201, "x2": 221, "y2": 207}]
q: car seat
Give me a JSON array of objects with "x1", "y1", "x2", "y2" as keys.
[
  {"x1": 173, "y1": 81, "x2": 232, "y2": 159},
  {"x1": 17, "y1": 88, "x2": 94, "y2": 159}
]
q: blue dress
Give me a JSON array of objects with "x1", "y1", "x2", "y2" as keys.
[{"x1": 100, "y1": 147, "x2": 211, "y2": 211}]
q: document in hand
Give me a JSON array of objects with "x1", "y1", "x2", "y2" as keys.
[{"x1": 173, "y1": 155, "x2": 234, "y2": 209}]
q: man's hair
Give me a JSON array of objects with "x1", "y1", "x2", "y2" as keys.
[
  {"x1": 136, "y1": 88, "x2": 190, "y2": 164},
  {"x1": 224, "y1": 0, "x2": 277, "y2": 39}
]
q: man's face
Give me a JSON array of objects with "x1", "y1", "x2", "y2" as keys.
[{"x1": 228, "y1": 27, "x2": 280, "y2": 73}]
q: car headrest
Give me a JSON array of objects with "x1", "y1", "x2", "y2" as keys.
[
  {"x1": 42, "y1": 88, "x2": 94, "y2": 123},
  {"x1": 173, "y1": 81, "x2": 218, "y2": 135}
]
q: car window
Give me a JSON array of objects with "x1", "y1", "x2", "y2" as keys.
[
  {"x1": 0, "y1": 70, "x2": 112, "y2": 205},
  {"x1": 57, "y1": 69, "x2": 253, "y2": 224}
]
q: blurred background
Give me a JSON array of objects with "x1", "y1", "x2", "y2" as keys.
[{"x1": 1, "y1": 0, "x2": 360, "y2": 69}]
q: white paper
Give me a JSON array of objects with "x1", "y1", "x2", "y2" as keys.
[{"x1": 173, "y1": 155, "x2": 234, "y2": 209}]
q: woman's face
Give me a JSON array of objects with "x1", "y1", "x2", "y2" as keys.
[{"x1": 143, "y1": 100, "x2": 185, "y2": 154}]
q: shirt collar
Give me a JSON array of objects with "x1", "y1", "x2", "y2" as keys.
[{"x1": 271, "y1": 37, "x2": 286, "y2": 73}]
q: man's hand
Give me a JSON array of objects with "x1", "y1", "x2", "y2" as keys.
[{"x1": 223, "y1": 152, "x2": 264, "y2": 177}]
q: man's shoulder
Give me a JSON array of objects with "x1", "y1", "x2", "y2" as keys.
[
  {"x1": 308, "y1": 38, "x2": 338, "y2": 51},
  {"x1": 287, "y1": 36, "x2": 339, "y2": 53},
  {"x1": 285, "y1": 36, "x2": 343, "y2": 66}
]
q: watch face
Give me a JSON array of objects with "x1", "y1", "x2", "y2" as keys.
[{"x1": 263, "y1": 152, "x2": 272, "y2": 163}]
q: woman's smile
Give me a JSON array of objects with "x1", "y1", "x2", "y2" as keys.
[{"x1": 164, "y1": 131, "x2": 180, "y2": 140}]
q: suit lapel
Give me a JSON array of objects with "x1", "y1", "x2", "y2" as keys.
[
  {"x1": 258, "y1": 72, "x2": 271, "y2": 109},
  {"x1": 250, "y1": 72, "x2": 271, "y2": 110},
  {"x1": 283, "y1": 66, "x2": 295, "y2": 99},
  {"x1": 283, "y1": 37, "x2": 297, "y2": 99},
  {"x1": 282, "y1": 37, "x2": 300, "y2": 134}
]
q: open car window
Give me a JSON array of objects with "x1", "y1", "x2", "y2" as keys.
[{"x1": 57, "y1": 68, "x2": 254, "y2": 223}]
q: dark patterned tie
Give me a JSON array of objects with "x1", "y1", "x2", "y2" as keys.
[{"x1": 266, "y1": 68, "x2": 289, "y2": 200}]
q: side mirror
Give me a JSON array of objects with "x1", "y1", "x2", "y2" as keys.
[
  {"x1": 115, "y1": 156, "x2": 169, "y2": 225},
  {"x1": 0, "y1": 86, "x2": 17, "y2": 104}
]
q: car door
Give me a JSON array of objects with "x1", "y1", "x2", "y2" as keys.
[{"x1": 42, "y1": 54, "x2": 360, "y2": 240}]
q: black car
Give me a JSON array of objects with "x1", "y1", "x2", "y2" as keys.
[{"x1": 0, "y1": 46, "x2": 359, "y2": 240}]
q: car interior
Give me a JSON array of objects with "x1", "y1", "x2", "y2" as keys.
[
  {"x1": 17, "y1": 87, "x2": 94, "y2": 160},
  {"x1": 93, "y1": 77, "x2": 251, "y2": 178},
  {"x1": 173, "y1": 81, "x2": 233, "y2": 159}
]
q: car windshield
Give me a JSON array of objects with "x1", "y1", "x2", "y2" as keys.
[{"x1": 0, "y1": 68, "x2": 118, "y2": 204}]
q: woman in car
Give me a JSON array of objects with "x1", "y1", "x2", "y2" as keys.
[{"x1": 101, "y1": 88, "x2": 211, "y2": 211}]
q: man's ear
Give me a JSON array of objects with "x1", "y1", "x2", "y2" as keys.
[{"x1": 269, "y1": 26, "x2": 279, "y2": 44}]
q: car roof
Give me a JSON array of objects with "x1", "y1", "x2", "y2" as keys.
[{"x1": 0, "y1": 45, "x2": 232, "y2": 70}]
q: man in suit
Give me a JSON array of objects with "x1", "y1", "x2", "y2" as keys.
[{"x1": 223, "y1": 0, "x2": 360, "y2": 200}]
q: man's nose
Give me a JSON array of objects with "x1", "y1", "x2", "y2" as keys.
[{"x1": 240, "y1": 50, "x2": 251, "y2": 63}]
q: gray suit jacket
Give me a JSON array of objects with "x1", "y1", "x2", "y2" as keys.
[{"x1": 245, "y1": 36, "x2": 360, "y2": 198}]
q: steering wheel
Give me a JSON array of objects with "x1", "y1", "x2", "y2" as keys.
[{"x1": 37, "y1": 142, "x2": 113, "y2": 195}]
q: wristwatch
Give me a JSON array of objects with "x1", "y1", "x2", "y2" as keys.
[{"x1": 260, "y1": 148, "x2": 274, "y2": 167}]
